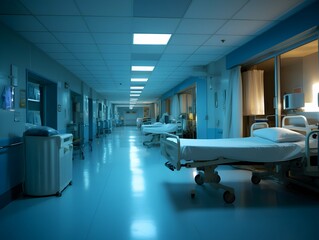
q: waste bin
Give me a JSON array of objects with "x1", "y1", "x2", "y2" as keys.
[{"x1": 24, "y1": 126, "x2": 73, "y2": 196}]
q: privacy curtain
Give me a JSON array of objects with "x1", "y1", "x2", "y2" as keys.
[
  {"x1": 242, "y1": 70, "x2": 265, "y2": 116},
  {"x1": 171, "y1": 94, "x2": 180, "y2": 120},
  {"x1": 223, "y1": 66, "x2": 243, "y2": 138}
]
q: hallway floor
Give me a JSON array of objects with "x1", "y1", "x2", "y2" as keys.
[{"x1": 0, "y1": 126, "x2": 319, "y2": 240}]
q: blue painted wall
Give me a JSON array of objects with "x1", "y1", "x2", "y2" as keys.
[
  {"x1": 226, "y1": 0, "x2": 319, "y2": 69},
  {"x1": 161, "y1": 76, "x2": 207, "y2": 139}
]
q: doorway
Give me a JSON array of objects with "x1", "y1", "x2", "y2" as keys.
[{"x1": 26, "y1": 71, "x2": 57, "y2": 129}]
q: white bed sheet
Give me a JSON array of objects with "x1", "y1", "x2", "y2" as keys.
[
  {"x1": 143, "y1": 123, "x2": 177, "y2": 134},
  {"x1": 141, "y1": 122, "x2": 163, "y2": 132},
  {"x1": 170, "y1": 137, "x2": 315, "y2": 163}
]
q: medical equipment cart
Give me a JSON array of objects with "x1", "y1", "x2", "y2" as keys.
[{"x1": 24, "y1": 128, "x2": 73, "y2": 197}]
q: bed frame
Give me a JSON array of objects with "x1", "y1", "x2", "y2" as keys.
[{"x1": 160, "y1": 115, "x2": 319, "y2": 203}]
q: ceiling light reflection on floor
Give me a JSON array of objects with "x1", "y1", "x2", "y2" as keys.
[{"x1": 131, "y1": 219, "x2": 157, "y2": 239}]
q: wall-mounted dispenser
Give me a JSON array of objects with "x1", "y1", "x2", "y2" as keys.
[{"x1": 283, "y1": 93, "x2": 304, "y2": 110}]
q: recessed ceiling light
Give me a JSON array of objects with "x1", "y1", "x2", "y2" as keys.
[
  {"x1": 131, "y1": 78, "x2": 148, "y2": 82},
  {"x1": 130, "y1": 94, "x2": 140, "y2": 97},
  {"x1": 130, "y1": 90, "x2": 142, "y2": 94},
  {"x1": 133, "y1": 33, "x2": 171, "y2": 45},
  {"x1": 131, "y1": 66, "x2": 155, "y2": 71},
  {"x1": 130, "y1": 86, "x2": 144, "y2": 90},
  {"x1": 130, "y1": 98, "x2": 138, "y2": 101}
]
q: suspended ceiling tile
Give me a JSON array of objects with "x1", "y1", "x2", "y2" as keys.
[
  {"x1": 164, "y1": 45, "x2": 198, "y2": 54},
  {"x1": 76, "y1": 0, "x2": 133, "y2": 16},
  {"x1": 38, "y1": 16, "x2": 88, "y2": 32},
  {"x1": 67, "y1": 65, "x2": 89, "y2": 71},
  {"x1": 130, "y1": 60, "x2": 158, "y2": 66},
  {"x1": 131, "y1": 45, "x2": 166, "y2": 54},
  {"x1": 234, "y1": 0, "x2": 304, "y2": 20},
  {"x1": 85, "y1": 17, "x2": 132, "y2": 33},
  {"x1": 20, "y1": 0, "x2": 80, "y2": 15},
  {"x1": 195, "y1": 45, "x2": 227, "y2": 55},
  {"x1": 53, "y1": 32, "x2": 95, "y2": 44},
  {"x1": 133, "y1": 0, "x2": 191, "y2": 18},
  {"x1": 35, "y1": 43, "x2": 67, "y2": 52},
  {"x1": 185, "y1": 0, "x2": 248, "y2": 19},
  {"x1": 132, "y1": 18, "x2": 180, "y2": 33},
  {"x1": 169, "y1": 34, "x2": 211, "y2": 46},
  {"x1": 131, "y1": 53, "x2": 161, "y2": 61},
  {"x1": 176, "y1": 19, "x2": 226, "y2": 34},
  {"x1": 0, "y1": 15, "x2": 46, "y2": 31},
  {"x1": 205, "y1": 35, "x2": 254, "y2": 47},
  {"x1": 102, "y1": 53, "x2": 131, "y2": 61},
  {"x1": 92, "y1": 33, "x2": 132, "y2": 44},
  {"x1": 73, "y1": 52, "x2": 103, "y2": 60},
  {"x1": 79, "y1": 59, "x2": 106, "y2": 66},
  {"x1": 156, "y1": 61, "x2": 181, "y2": 67},
  {"x1": 46, "y1": 52, "x2": 76, "y2": 60},
  {"x1": 85, "y1": 65, "x2": 108, "y2": 72},
  {"x1": 160, "y1": 54, "x2": 189, "y2": 61},
  {"x1": 19, "y1": 31, "x2": 58, "y2": 44},
  {"x1": 216, "y1": 20, "x2": 271, "y2": 36},
  {"x1": 186, "y1": 54, "x2": 216, "y2": 62},
  {"x1": 99, "y1": 44, "x2": 132, "y2": 54},
  {"x1": 56, "y1": 59, "x2": 82, "y2": 66},
  {"x1": 0, "y1": 0, "x2": 31, "y2": 14},
  {"x1": 106, "y1": 60, "x2": 131, "y2": 66},
  {"x1": 64, "y1": 44, "x2": 99, "y2": 53}
]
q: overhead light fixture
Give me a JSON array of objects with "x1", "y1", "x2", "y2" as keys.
[
  {"x1": 131, "y1": 66, "x2": 155, "y2": 71},
  {"x1": 130, "y1": 98, "x2": 138, "y2": 102},
  {"x1": 131, "y1": 78, "x2": 148, "y2": 82},
  {"x1": 133, "y1": 33, "x2": 171, "y2": 45},
  {"x1": 130, "y1": 86, "x2": 144, "y2": 90},
  {"x1": 130, "y1": 94, "x2": 140, "y2": 97},
  {"x1": 130, "y1": 90, "x2": 142, "y2": 94}
]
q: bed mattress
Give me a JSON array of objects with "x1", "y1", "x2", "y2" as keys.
[
  {"x1": 141, "y1": 122, "x2": 163, "y2": 132},
  {"x1": 175, "y1": 137, "x2": 312, "y2": 163},
  {"x1": 143, "y1": 123, "x2": 177, "y2": 134}
]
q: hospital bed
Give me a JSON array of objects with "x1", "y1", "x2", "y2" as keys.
[
  {"x1": 141, "y1": 122, "x2": 163, "y2": 132},
  {"x1": 160, "y1": 115, "x2": 318, "y2": 203},
  {"x1": 142, "y1": 123, "x2": 178, "y2": 147}
]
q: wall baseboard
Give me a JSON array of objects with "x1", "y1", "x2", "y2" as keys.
[{"x1": 0, "y1": 183, "x2": 23, "y2": 209}]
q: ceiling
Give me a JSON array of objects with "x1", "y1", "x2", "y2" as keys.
[{"x1": 0, "y1": 0, "x2": 311, "y2": 104}]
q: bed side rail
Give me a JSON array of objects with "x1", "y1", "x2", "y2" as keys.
[
  {"x1": 250, "y1": 122, "x2": 269, "y2": 136},
  {"x1": 305, "y1": 130, "x2": 319, "y2": 175},
  {"x1": 160, "y1": 133, "x2": 181, "y2": 170}
]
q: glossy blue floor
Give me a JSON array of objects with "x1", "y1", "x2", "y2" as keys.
[{"x1": 1, "y1": 126, "x2": 319, "y2": 240}]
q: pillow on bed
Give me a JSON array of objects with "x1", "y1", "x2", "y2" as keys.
[{"x1": 253, "y1": 127, "x2": 305, "y2": 143}]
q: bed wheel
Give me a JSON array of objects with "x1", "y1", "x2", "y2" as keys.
[
  {"x1": 195, "y1": 173, "x2": 204, "y2": 185},
  {"x1": 213, "y1": 174, "x2": 221, "y2": 183},
  {"x1": 223, "y1": 191, "x2": 235, "y2": 204},
  {"x1": 251, "y1": 175, "x2": 261, "y2": 185}
]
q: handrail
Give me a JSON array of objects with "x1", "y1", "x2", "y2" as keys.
[{"x1": 0, "y1": 141, "x2": 23, "y2": 150}]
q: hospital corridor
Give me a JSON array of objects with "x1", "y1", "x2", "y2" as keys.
[
  {"x1": 0, "y1": 126, "x2": 318, "y2": 240},
  {"x1": 2, "y1": 1, "x2": 319, "y2": 239}
]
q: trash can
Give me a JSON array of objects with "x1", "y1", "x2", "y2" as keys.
[{"x1": 24, "y1": 126, "x2": 73, "y2": 196}]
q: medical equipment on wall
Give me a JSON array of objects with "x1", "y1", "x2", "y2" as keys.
[
  {"x1": 161, "y1": 115, "x2": 319, "y2": 203},
  {"x1": 1, "y1": 86, "x2": 13, "y2": 110},
  {"x1": 283, "y1": 93, "x2": 305, "y2": 110}
]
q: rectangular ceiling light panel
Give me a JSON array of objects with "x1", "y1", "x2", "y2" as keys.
[
  {"x1": 133, "y1": 33, "x2": 171, "y2": 45},
  {"x1": 130, "y1": 86, "x2": 144, "y2": 90},
  {"x1": 131, "y1": 78, "x2": 148, "y2": 82},
  {"x1": 131, "y1": 66, "x2": 155, "y2": 71}
]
